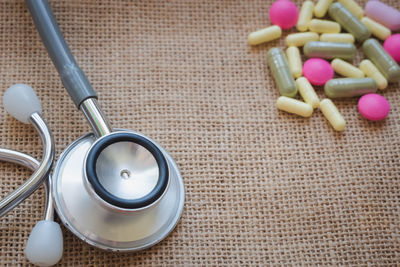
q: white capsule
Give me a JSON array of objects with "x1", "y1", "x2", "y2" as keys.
[
  {"x1": 286, "y1": 32, "x2": 319, "y2": 47},
  {"x1": 248, "y1": 25, "x2": 282, "y2": 45},
  {"x1": 309, "y1": 19, "x2": 341, "y2": 34},
  {"x1": 361, "y1": 17, "x2": 391, "y2": 41},
  {"x1": 338, "y1": 0, "x2": 364, "y2": 18},
  {"x1": 276, "y1": 96, "x2": 313, "y2": 117},
  {"x1": 331, "y1": 58, "x2": 365, "y2": 78},
  {"x1": 286, "y1": 47, "x2": 302, "y2": 78},
  {"x1": 319, "y1": 99, "x2": 346, "y2": 131},
  {"x1": 359, "y1": 59, "x2": 388, "y2": 90},
  {"x1": 320, "y1": 33, "x2": 355, "y2": 43},
  {"x1": 296, "y1": 77, "x2": 320, "y2": 109},
  {"x1": 297, "y1": 1, "x2": 314, "y2": 32},
  {"x1": 314, "y1": 0, "x2": 333, "y2": 18}
]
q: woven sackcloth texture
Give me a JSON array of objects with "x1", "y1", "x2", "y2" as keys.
[{"x1": 0, "y1": 0, "x2": 399, "y2": 266}]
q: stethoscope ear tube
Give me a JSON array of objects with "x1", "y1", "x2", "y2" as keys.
[
  {"x1": 25, "y1": 0, "x2": 97, "y2": 108},
  {"x1": 1, "y1": 83, "x2": 61, "y2": 265},
  {"x1": 0, "y1": 148, "x2": 63, "y2": 266},
  {"x1": 0, "y1": 112, "x2": 54, "y2": 217}
]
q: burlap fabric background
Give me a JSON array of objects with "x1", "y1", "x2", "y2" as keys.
[{"x1": 0, "y1": 0, "x2": 399, "y2": 266}]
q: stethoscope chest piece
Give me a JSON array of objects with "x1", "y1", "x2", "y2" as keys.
[
  {"x1": 52, "y1": 130, "x2": 184, "y2": 251},
  {"x1": 20, "y1": 0, "x2": 185, "y2": 259}
]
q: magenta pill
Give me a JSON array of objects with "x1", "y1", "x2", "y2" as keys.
[
  {"x1": 383, "y1": 34, "x2": 400, "y2": 63},
  {"x1": 303, "y1": 58, "x2": 334, "y2": 86},
  {"x1": 358, "y1": 93, "x2": 390, "y2": 121},
  {"x1": 269, "y1": 0, "x2": 299, "y2": 29},
  {"x1": 365, "y1": 0, "x2": 400, "y2": 31}
]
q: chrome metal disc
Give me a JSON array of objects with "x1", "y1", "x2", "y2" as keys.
[
  {"x1": 52, "y1": 130, "x2": 184, "y2": 251},
  {"x1": 96, "y1": 141, "x2": 159, "y2": 200},
  {"x1": 85, "y1": 132, "x2": 169, "y2": 209}
]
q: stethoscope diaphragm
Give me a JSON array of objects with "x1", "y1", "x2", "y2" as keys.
[{"x1": 85, "y1": 132, "x2": 169, "y2": 209}]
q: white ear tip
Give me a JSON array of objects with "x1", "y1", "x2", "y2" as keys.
[
  {"x1": 2, "y1": 84, "x2": 42, "y2": 124},
  {"x1": 25, "y1": 220, "x2": 63, "y2": 267}
]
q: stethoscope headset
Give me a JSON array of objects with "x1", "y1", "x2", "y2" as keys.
[{"x1": 0, "y1": 1, "x2": 185, "y2": 266}]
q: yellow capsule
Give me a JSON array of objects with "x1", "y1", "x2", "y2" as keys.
[
  {"x1": 361, "y1": 17, "x2": 391, "y2": 41},
  {"x1": 248, "y1": 25, "x2": 282, "y2": 45},
  {"x1": 276, "y1": 96, "x2": 313, "y2": 117},
  {"x1": 296, "y1": 77, "x2": 320, "y2": 109},
  {"x1": 359, "y1": 59, "x2": 388, "y2": 90},
  {"x1": 331, "y1": 58, "x2": 365, "y2": 78},
  {"x1": 286, "y1": 32, "x2": 319, "y2": 47},
  {"x1": 314, "y1": 0, "x2": 333, "y2": 18},
  {"x1": 286, "y1": 47, "x2": 302, "y2": 78},
  {"x1": 297, "y1": 1, "x2": 314, "y2": 32},
  {"x1": 338, "y1": 0, "x2": 363, "y2": 18},
  {"x1": 309, "y1": 19, "x2": 341, "y2": 34},
  {"x1": 320, "y1": 33, "x2": 355, "y2": 43},
  {"x1": 319, "y1": 99, "x2": 346, "y2": 131}
]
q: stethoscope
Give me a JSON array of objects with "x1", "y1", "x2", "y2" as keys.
[{"x1": 0, "y1": 0, "x2": 185, "y2": 266}]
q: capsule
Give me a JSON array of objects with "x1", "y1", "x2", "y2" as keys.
[
  {"x1": 361, "y1": 17, "x2": 391, "y2": 41},
  {"x1": 276, "y1": 96, "x2": 313, "y2": 117},
  {"x1": 362, "y1": 38, "x2": 400, "y2": 83},
  {"x1": 314, "y1": 0, "x2": 333, "y2": 18},
  {"x1": 331, "y1": 58, "x2": 364, "y2": 78},
  {"x1": 337, "y1": 0, "x2": 363, "y2": 19},
  {"x1": 267, "y1": 48, "x2": 297, "y2": 97},
  {"x1": 303, "y1": 41, "x2": 356, "y2": 60},
  {"x1": 286, "y1": 47, "x2": 302, "y2": 78},
  {"x1": 309, "y1": 19, "x2": 341, "y2": 34},
  {"x1": 319, "y1": 99, "x2": 346, "y2": 131},
  {"x1": 359, "y1": 59, "x2": 388, "y2": 90},
  {"x1": 320, "y1": 33, "x2": 355, "y2": 43},
  {"x1": 286, "y1": 32, "x2": 319, "y2": 47},
  {"x1": 297, "y1": 1, "x2": 314, "y2": 32},
  {"x1": 328, "y1": 3, "x2": 371, "y2": 43},
  {"x1": 248, "y1": 25, "x2": 282, "y2": 45},
  {"x1": 296, "y1": 77, "x2": 319, "y2": 109},
  {"x1": 324, "y1": 78, "x2": 377, "y2": 98}
]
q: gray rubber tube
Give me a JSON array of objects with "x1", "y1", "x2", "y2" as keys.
[{"x1": 25, "y1": 0, "x2": 97, "y2": 108}]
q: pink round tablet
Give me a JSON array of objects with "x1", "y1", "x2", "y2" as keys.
[
  {"x1": 303, "y1": 58, "x2": 334, "y2": 86},
  {"x1": 358, "y1": 94, "x2": 390, "y2": 121},
  {"x1": 383, "y1": 34, "x2": 400, "y2": 63},
  {"x1": 269, "y1": 0, "x2": 299, "y2": 29}
]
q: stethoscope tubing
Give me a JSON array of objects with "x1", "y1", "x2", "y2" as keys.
[
  {"x1": 26, "y1": 0, "x2": 114, "y2": 139},
  {"x1": 25, "y1": 0, "x2": 97, "y2": 108}
]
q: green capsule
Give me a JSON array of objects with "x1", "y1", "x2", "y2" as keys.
[
  {"x1": 362, "y1": 39, "x2": 400, "y2": 83},
  {"x1": 324, "y1": 78, "x2": 377, "y2": 98},
  {"x1": 303, "y1": 41, "x2": 356, "y2": 60},
  {"x1": 267, "y1": 48, "x2": 297, "y2": 97},
  {"x1": 328, "y1": 2, "x2": 371, "y2": 43}
]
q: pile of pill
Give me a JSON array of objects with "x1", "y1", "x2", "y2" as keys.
[{"x1": 248, "y1": 0, "x2": 400, "y2": 131}]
